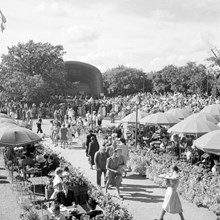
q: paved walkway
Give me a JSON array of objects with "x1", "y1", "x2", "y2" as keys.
[
  {"x1": 38, "y1": 119, "x2": 217, "y2": 220},
  {"x1": 0, "y1": 150, "x2": 22, "y2": 220}
]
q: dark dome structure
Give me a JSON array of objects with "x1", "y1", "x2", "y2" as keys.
[{"x1": 64, "y1": 61, "x2": 104, "y2": 97}]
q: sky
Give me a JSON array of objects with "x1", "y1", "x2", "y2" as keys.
[{"x1": 0, "y1": 0, "x2": 220, "y2": 73}]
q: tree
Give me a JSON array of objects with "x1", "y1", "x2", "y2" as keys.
[
  {"x1": 102, "y1": 65, "x2": 152, "y2": 96},
  {"x1": 151, "y1": 63, "x2": 208, "y2": 95},
  {"x1": 0, "y1": 40, "x2": 71, "y2": 103}
]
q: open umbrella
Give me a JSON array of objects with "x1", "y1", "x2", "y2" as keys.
[
  {"x1": 186, "y1": 112, "x2": 218, "y2": 124},
  {"x1": 194, "y1": 130, "x2": 220, "y2": 155},
  {"x1": 140, "y1": 112, "x2": 180, "y2": 126},
  {"x1": 0, "y1": 125, "x2": 41, "y2": 147},
  {"x1": 165, "y1": 108, "x2": 192, "y2": 120},
  {"x1": 168, "y1": 118, "x2": 220, "y2": 135},
  {"x1": 0, "y1": 118, "x2": 17, "y2": 124},
  {"x1": 201, "y1": 104, "x2": 220, "y2": 116},
  {"x1": 0, "y1": 113, "x2": 10, "y2": 118},
  {"x1": 0, "y1": 122, "x2": 18, "y2": 128},
  {"x1": 120, "y1": 110, "x2": 148, "y2": 123}
]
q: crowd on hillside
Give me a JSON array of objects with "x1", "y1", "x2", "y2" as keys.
[
  {"x1": 1, "y1": 92, "x2": 220, "y2": 176},
  {"x1": 1, "y1": 92, "x2": 220, "y2": 120},
  {"x1": 2, "y1": 92, "x2": 220, "y2": 220}
]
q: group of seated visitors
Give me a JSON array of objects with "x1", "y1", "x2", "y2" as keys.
[
  {"x1": 50, "y1": 195, "x2": 103, "y2": 220},
  {"x1": 4, "y1": 143, "x2": 60, "y2": 179},
  {"x1": 127, "y1": 125, "x2": 220, "y2": 174},
  {"x1": 48, "y1": 167, "x2": 103, "y2": 220}
]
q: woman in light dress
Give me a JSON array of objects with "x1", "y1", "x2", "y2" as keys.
[
  {"x1": 156, "y1": 165, "x2": 185, "y2": 220},
  {"x1": 50, "y1": 167, "x2": 63, "y2": 200},
  {"x1": 67, "y1": 124, "x2": 74, "y2": 144}
]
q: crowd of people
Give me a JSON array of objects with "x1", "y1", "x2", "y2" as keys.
[{"x1": 2, "y1": 92, "x2": 220, "y2": 220}]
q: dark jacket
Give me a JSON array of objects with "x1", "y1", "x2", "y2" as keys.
[
  {"x1": 94, "y1": 151, "x2": 108, "y2": 171},
  {"x1": 88, "y1": 141, "x2": 99, "y2": 165},
  {"x1": 56, "y1": 190, "x2": 75, "y2": 206}
]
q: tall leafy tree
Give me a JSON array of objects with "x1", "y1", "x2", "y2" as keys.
[
  {"x1": 0, "y1": 40, "x2": 70, "y2": 103},
  {"x1": 102, "y1": 65, "x2": 152, "y2": 96}
]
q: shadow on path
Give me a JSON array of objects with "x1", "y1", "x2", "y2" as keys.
[
  {"x1": 124, "y1": 192, "x2": 164, "y2": 203},
  {"x1": 121, "y1": 186, "x2": 152, "y2": 193},
  {"x1": 123, "y1": 183, "x2": 161, "y2": 189},
  {"x1": 0, "y1": 180, "x2": 10, "y2": 184},
  {"x1": 125, "y1": 174, "x2": 146, "y2": 180}
]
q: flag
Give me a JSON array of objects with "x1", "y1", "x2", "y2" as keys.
[{"x1": 0, "y1": 10, "x2": 6, "y2": 32}]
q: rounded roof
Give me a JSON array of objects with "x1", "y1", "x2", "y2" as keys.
[{"x1": 64, "y1": 61, "x2": 104, "y2": 96}]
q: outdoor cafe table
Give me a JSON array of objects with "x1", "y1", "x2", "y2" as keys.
[
  {"x1": 28, "y1": 176, "x2": 50, "y2": 202},
  {"x1": 46, "y1": 205, "x2": 87, "y2": 219}
]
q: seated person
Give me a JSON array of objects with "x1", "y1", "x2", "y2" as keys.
[
  {"x1": 212, "y1": 159, "x2": 220, "y2": 174},
  {"x1": 159, "y1": 137, "x2": 168, "y2": 152},
  {"x1": 25, "y1": 144, "x2": 36, "y2": 155},
  {"x1": 42, "y1": 155, "x2": 57, "y2": 176},
  {"x1": 55, "y1": 180, "x2": 75, "y2": 207},
  {"x1": 51, "y1": 167, "x2": 63, "y2": 200},
  {"x1": 50, "y1": 204, "x2": 65, "y2": 220},
  {"x1": 62, "y1": 166, "x2": 70, "y2": 179},
  {"x1": 35, "y1": 154, "x2": 46, "y2": 169},
  {"x1": 85, "y1": 196, "x2": 103, "y2": 218},
  {"x1": 21, "y1": 152, "x2": 35, "y2": 170}
]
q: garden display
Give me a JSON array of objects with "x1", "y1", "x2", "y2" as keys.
[
  {"x1": 43, "y1": 146, "x2": 133, "y2": 220},
  {"x1": 128, "y1": 147, "x2": 220, "y2": 216}
]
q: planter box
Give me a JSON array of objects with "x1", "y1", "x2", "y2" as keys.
[
  {"x1": 69, "y1": 184, "x2": 88, "y2": 205},
  {"x1": 78, "y1": 185, "x2": 88, "y2": 205},
  {"x1": 69, "y1": 185, "x2": 80, "y2": 204}
]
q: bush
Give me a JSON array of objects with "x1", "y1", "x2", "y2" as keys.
[{"x1": 128, "y1": 148, "x2": 220, "y2": 215}]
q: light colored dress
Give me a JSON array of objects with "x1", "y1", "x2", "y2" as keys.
[
  {"x1": 50, "y1": 174, "x2": 63, "y2": 199},
  {"x1": 162, "y1": 178, "x2": 183, "y2": 214}
]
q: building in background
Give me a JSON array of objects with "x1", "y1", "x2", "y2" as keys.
[{"x1": 64, "y1": 61, "x2": 104, "y2": 97}]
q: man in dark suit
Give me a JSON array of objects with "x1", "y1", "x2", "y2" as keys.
[
  {"x1": 94, "y1": 145, "x2": 108, "y2": 187},
  {"x1": 56, "y1": 181, "x2": 75, "y2": 207},
  {"x1": 85, "y1": 196, "x2": 103, "y2": 218},
  {"x1": 85, "y1": 130, "x2": 96, "y2": 156}
]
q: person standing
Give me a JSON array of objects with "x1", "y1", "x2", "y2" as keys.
[
  {"x1": 88, "y1": 137, "x2": 99, "y2": 169},
  {"x1": 94, "y1": 145, "x2": 108, "y2": 187},
  {"x1": 118, "y1": 138, "x2": 129, "y2": 176},
  {"x1": 36, "y1": 117, "x2": 43, "y2": 134},
  {"x1": 156, "y1": 165, "x2": 185, "y2": 220},
  {"x1": 60, "y1": 124, "x2": 68, "y2": 149},
  {"x1": 105, "y1": 148, "x2": 125, "y2": 199},
  {"x1": 85, "y1": 130, "x2": 96, "y2": 157}
]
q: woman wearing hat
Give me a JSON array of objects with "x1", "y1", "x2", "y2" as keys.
[{"x1": 156, "y1": 165, "x2": 185, "y2": 220}]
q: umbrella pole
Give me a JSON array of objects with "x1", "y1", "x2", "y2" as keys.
[
  {"x1": 135, "y1": 105, "x2": 138, "y2": 148},
  {"x1": 11, "y1": 161, "x2": 13, "y2": 177}
]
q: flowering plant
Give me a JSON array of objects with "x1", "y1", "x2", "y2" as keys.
[
  {"x1": 42, "y1": 145, "x2": 133, "y2": 220},
  {"x1": 128, "y1": 147, "x2": 220, "y2": 216}
]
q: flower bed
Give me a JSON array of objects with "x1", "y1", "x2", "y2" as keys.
[
  {"x1": 43, "y1": 146, "x2": 133, "y2": 220},
  {"x1": 128, "y1": 148, "x2": 220, "y2": 216}
]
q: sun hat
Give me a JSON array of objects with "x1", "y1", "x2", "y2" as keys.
[
  {"x1": 111, "y1": 133, "x2": 117, "y2": 138},
  {"x1": 115, "y1": 146, "x2": 122, "y2": 151},
  {"x1": 36, "y1": 154, "x2": 46, "y2": 163},
  {"x1": 159, "y1": 171, "x2": 180, "y2": 180}
]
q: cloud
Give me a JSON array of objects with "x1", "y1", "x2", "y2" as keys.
[
  {"x1": 150, "y1": 9, "x2": 174, "y2": 21},
  {"x1": 36, "y1": 1, "x2": 68, "y2": 16},
  {"x1": 148, "y1": 55, "x2": 189, "y2": 71},
  {"x1": 65, "y1": 26, "x2": 101, "y2": 43},
  {"x1": 72, "y1": 50, "x2": 135, "y2": 72}
]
